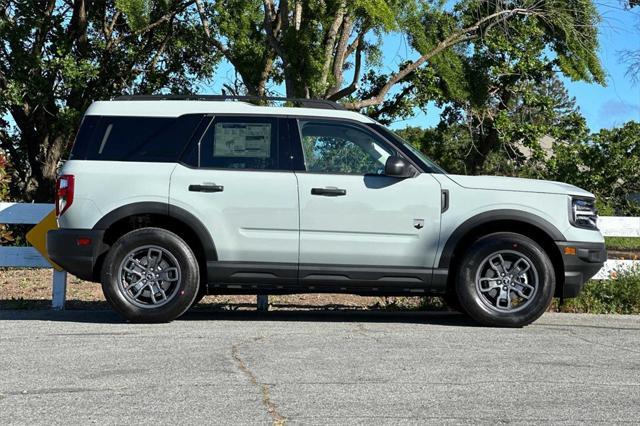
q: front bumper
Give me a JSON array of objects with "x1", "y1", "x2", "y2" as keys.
[
  {"x1": 556, "y1": 241, "x2": 607, "y2": 298},
  {"x1": 47, "y1": 229, "x2": 107, "y2": 282}
]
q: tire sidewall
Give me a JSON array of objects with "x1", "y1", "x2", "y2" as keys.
[
  {"x1": 102, "y1": 227, "x2": 200, "y2": 323},
  {"x1": 456, "y1": 232, "x2": 555, "y2": 327}
]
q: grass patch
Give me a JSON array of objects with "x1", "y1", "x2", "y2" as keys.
[
  {"x1": 557, "y1": 271, "x2": 640, "y2": 314},
  {"x1": 605, "y1": 237, "x2": 640, "y2": 251}
]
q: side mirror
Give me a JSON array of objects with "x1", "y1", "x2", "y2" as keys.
[{"x1": 384, "y1": 155, "x2": 411, "y2": 177}]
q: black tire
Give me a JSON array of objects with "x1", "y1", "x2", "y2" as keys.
[
  {"x1": 101, "y1": 227, "x2": 200, "y2": 323},
  {"x1": 443, "y1": 289, "x2": 464, "y2": 312},
  {"x1": 455, "y1": 232, "x2": 555, "y2": 327},
  {"x1": 190, "y1": 284, "x2": 208, "y2": 308}
]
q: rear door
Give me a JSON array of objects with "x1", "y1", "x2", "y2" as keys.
[
  {"x1": 169, "y1": 115, "x2": 299, "y2": 284},
  {"x1": 292, "y1": 119, "x2": 442, "y2": 283}
]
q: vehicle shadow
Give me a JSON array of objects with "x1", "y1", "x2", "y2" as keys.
[{"x1": 0, "y1": 300, "x2": 477, "y2": 327}]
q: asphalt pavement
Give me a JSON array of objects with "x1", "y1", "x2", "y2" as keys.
[{"x1": 0, "y1": 310, "x2": 639, "y2": 425}]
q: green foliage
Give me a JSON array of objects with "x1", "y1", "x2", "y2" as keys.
[
  {"x1": 350, "y1": 0, "x2": 398, "y2": 31},
  {"x1": 0, "y1": 153, "x2": 14, "y2": 243},
  {"x1": 400, "y1": 114, "x2": 639, "y2": 216},
  {"x1": 398, "y1": 74, "x2": 591, "y2": 176},
  {"x1": 115, "y1": 0, "x2": 151, "y2": 30},
  {"x1": 549, "y1": 121, "x2": 640, "y2": 215},
  {"x1": 0, "y1": 1, "x2": 220, "y2": 201},
  {"x1": 605, "y1": 237, "x2": 640, "y2": 251},
  {"x1": 302, "y1": 136, "x2": 383, "y2": 174},
  {"x1": 559, "y1": 271, "x2": 640, "y2": 315},
  {"x1": 0, "y1": 0, "x2": 608, "y2": 202}
]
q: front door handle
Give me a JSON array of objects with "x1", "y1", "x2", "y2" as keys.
[
  {"x1": 189, "y1": 184, "x2": 224, "y2": 193},
  {"x1": 311, "y1": 187, "x2": 347, "y2": 197}
]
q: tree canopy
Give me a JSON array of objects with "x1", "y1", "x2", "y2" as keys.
[
  {"x1": 0, "y1": 0, "x2": 218, "y2": 200},
  {"x1": 0, "y1": 0, "x2": 615, "y2": 201}
]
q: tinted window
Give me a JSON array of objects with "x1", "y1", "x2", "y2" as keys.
[
  {"x1": 70, "y1": 116, "x2": 100, "y2": 160},
  {"x1": 72, "y1": 115, "x2": 203, "y2": 162},
  {"x1": 199, "y1": 116, "x2": 279, "y2": 169},
  {"x1": 299, "y1": 120, "x2": 394, "y2": 175}
]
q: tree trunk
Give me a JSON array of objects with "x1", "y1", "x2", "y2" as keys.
[{"x1": 468, "y1": 126, "x2": 498, "y2": 174}]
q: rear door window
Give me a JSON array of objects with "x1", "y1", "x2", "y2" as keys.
[{"x1": 198, "y1": 116, "x2": 280, "y2": 170}]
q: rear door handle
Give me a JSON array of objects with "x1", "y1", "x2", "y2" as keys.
[
  {"x1": 311, "y1": 187, "x2": 347, "y2": 197},
  {"x1": 189, "y1": 184, "x2": 224, "y2": 193}
]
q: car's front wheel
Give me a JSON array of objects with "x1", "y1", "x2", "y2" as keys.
[
  {"x1": 101, "y1": 227, "x2": 200, "y2": 323},
  {"x1": 455, "y1": 232, "x2": 555, "y2": 327}
]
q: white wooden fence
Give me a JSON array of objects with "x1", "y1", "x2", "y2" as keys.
[
  {"x1": 1, "y1": 202, "x2": 638, "y2": 309},
  {"x1": 593, "y1": 216, "x2": 640, "y2": 279},
  {"x1": 0, "y1": 202, "x2": 67, "y2": 309}
]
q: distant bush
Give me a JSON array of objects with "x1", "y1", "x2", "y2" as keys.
[{"x1": 557, "y1": 271, "x2": 640, "y2": 314}]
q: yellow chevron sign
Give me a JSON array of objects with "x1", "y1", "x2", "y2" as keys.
[{"x1": 26, "y1": 209, "x2": 63, "y2": 271}]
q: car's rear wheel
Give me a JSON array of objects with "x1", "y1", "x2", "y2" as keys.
[
  {"x1": 455, "y1": 232, "x2": 555, "y2": 327},
  {"x1": 101, "y1": 227, "x2": 200, "y2": 323}
]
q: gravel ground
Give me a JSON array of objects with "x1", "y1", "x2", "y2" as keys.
[{"x1": 0, "y1": 268, "x2": 422, "y2": 311}]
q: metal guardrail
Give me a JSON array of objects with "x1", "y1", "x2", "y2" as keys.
[{"x1": 1, "y1": 202, "x2": 638, "y2": 309}]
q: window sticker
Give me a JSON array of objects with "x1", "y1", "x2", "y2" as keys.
[{"x1": 213, "y1": 123, "x2": 271, "y2": 158}]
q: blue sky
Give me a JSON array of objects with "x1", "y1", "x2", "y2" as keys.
[
  {"x1": 205, "y1": 2, "x2": 640, "y2": 131},
  {"x1": 3, "y1": 2, "x2": 638, "y2": 134},
  {"x1": 563, "y1": 1, "x2": 640, "y2": 131},
  {"x1": 383, "y1": 1, "x2": 640, "y2": 131}
]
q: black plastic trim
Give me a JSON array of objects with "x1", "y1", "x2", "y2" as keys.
[
  {"x1": 205, "y1": 261, "x2": 448, "y2": 294},
  {"x1": 299, "y1": 264, "x2": 437, "y2": 290},
  {"x1": 46, "y1": 229, "x2": 107, "y2": 281},
  {"x1": 93, "y1": 201, "x2": 218, "y2": 262},
  {"x1": 437, "y1": 209, "x2": 566, "y2": 269},
  {"x1": 189, "y1": 184, "x2": 224, "y2": 193},
  {"x1": 311, "y1": 187, "x2": 347, "y2": 196},
  {"x1": 207, "y1": 261, "x2": 299, "y2": 286},
  {"x1": 556, "y1": 241, "x2": 606, "y2": 298},
  {"x1": 114, "y1": 95, "x2": 346, "y2": 110}
]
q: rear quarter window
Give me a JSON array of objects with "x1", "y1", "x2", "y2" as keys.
[{"x1": 71, "y1": 115, "x2": 203, "y2": 162}]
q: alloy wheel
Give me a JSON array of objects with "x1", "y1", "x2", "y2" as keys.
[
  {"x1": 117, "y1": 245, "x2": 182, "y2": 309},
  {"x1": 474, "y1": 250, "x2": 539, "y2": 313}
]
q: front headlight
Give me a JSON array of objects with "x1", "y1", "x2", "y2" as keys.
[{"x1": 569, "y1": 197, "x2": 598, "y2": 230}]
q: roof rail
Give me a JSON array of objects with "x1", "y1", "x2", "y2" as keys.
[{"x1": 113, "y1": 94, "x2": 346, "y2": 110}]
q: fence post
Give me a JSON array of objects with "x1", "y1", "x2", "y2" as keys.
[
  {"x1": 257, "y1": 294, "x2": 269, "y2": 312},
  {"x1": 52, "y1": 270, "x2": 67, "y2": 310}
]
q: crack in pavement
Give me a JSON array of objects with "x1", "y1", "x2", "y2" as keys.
[
  {"x1": 352, "y1": 324, "x2": 383, "y2": 343},
  {"x1": 2, "y1": 387, "x2": 110, "y2": 397},
  {"x1": 560, "y1": 328, "x2": 640, "y2": 355},
  {"x1": 232, "y1": 337, "x2": 285, "y2": 425}
]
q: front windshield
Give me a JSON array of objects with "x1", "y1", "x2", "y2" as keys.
[{"x1": 369, "y1": 124, "x2": 446, "y2": 174}]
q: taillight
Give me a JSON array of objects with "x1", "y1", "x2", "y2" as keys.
[{"x1": 55, "y1": 175, "x2": 75, "y2": 217}]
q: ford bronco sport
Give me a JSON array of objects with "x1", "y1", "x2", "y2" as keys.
[{"x1": 47, "y1": 95, "x2": 606, "y2": 326}]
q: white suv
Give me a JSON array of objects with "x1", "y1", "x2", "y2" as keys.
[{"x1": 47, "y1": 95, "x2": 606, "y2": 326}]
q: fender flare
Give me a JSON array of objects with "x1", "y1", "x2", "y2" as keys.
[
  {"x1": 93, "y1": 202, "x2": 217, "y2": 261},
  {"x1": 437, "y1": 209, "x2": 566, "y2": 269}
]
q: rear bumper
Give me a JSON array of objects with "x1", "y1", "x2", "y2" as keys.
[
  {"x1": 46, "y1": 229, "x2": 107, "y2": 282},
  {"x1": 556, "y1": 241, "x2": 606, "y2": 298}
]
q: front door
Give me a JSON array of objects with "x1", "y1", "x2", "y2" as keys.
[{"x1": 293, "y1": 119, "x2": 442, "y2": 286}]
